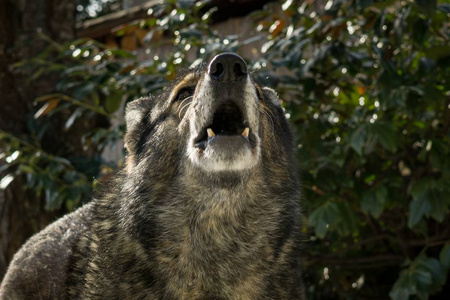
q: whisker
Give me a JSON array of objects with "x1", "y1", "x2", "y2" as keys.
[
  {"x1": 178, "y1": 96, "x2": 193, "y2": 119},
  {"x1": 260, "y1": 106, "x2": 275, "y2": 134},
  {"x1": 264, "y1": 104, "x2": 277, "y2": 121},
  {"x1": 178, "y1": 96, "x2": 192, "y2": 111},
  {"x1": 262, "y1": 107, "x2": 274, "y2": 126}
]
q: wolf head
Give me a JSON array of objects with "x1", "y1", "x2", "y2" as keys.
[
  {"x1": 89, "y1": 55, "x2": 303, "y2": 298},
  {"x1": 124, "y1": 53, "x2": 296, "y2": 188}
]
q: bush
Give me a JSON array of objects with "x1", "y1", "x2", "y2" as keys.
[{"x1": 1, "y1": 0, "x2": 449, "y2": 298}]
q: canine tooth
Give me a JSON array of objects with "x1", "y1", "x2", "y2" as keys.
[
  {"x1": 242, "y1": 127, "x2": 249, "y2": 138},
  {"x1": 207, "y1": 128, "x2": 215, "y2": 137}
]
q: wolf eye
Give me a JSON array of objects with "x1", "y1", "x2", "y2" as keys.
[{"x1": 174, "y1": 86, "x2": 195, "y2": 102}]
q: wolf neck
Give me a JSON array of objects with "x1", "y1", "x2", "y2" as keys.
[
  {"x1": 113, "y1": 169, "x2": 289, "y2": 297},
  {"x1": 131, "y1": 170, "x2": 278, "y2": 248},
  {"x1": 176, "y1": 173, "x2": 277, "y2": 245},
  {"x1": 155, "y1": 178, "x2": 280, "y2": 294}
]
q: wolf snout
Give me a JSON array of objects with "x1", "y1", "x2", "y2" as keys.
[{"x1": 208, "y1": 53, "x2": 247, "y2": 82}]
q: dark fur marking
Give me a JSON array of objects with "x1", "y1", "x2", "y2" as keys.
[
  {"x1": 135, "y1": 111, "x2": 169, "y2": 157},
  {"x1": 273, "y1": 211, "x2": 295, "y2": 260}
]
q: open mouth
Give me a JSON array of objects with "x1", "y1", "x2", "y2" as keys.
[{"x1": 194, "y1": 102, "x2": 256, "y2": 150}]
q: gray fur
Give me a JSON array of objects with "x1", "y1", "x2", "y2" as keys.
[
  {"x1": 0, "y1": 204, "x2": 93, "y2": 299},
  {"x1": 0, "y1": 58, "x2": 305, "y2": 299}
]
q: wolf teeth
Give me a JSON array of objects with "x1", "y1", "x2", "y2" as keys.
[
  {"x1": 206, "y1": 127, "x2": 249, "y2": 137},
  {"x1": 242, "y1": 127, "x2": 249, "y2": 138},
  {"x1": 207, "y1": 128, "x2": 215, "y2": 137}
]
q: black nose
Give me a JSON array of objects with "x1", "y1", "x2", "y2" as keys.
[{"x1": 208, "y1": 53, "x2": 247, "y2": 82}]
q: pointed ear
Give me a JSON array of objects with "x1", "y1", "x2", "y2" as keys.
[
  {"x1": 124, "y1": 98, "x2": 149, "y2": 153},
  {"x1": 125, "y1": 98, "x2": 148, "y2": 130},
  {"x1": 261, "y1": 87, "x2": 282, "y2": 106}
]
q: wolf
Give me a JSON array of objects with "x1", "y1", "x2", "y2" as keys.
[{"x1": 0, "y1": 53, "x2": 304, "y2": 299}]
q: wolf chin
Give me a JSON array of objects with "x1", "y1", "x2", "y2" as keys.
[{"x1": 0, "y1": 53, "x2": 304, "y2": 299}]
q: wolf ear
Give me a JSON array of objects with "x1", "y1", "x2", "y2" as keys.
[
  {"x1": 124, "y1": 98, "x2": 149, "y2": 153},
  {"x1": 125, "y1": 98, "x2": 148, "y2": 130},
  {"x1": 261, "y1": 87, "x2": 282, "y2": 106}
]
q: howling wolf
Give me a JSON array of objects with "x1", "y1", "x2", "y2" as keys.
[{"x1": 1, "y1": 53, "x2": 304, "y2": 299}]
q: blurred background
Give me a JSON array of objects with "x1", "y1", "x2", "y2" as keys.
[{"x1": 0, "y1": 0, "x2": 449, "y2": 298}]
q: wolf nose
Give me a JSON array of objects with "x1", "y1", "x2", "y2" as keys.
[{"x1": 208, "y1": 53, "x2": 247, "y2": 82}]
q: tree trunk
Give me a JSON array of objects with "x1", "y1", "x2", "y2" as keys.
[{"x1": 0, "y1": 0, "x2": 75, "y2": 279}]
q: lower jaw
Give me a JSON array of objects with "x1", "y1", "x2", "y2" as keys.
[
  {"x1": 188, "y1": 148, "x2": 259, "y2": 173},
  {"x1": 194, "y1": 132, "x2": 258, "y2": 151}
]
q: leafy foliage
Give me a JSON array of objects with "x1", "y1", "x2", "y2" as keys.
[
  {"x1": 1, "y1": 0, "x2": 449, "y2": 298},
  {"x1": 76, "y1": 0, "x2": 122, "y2": 22}
]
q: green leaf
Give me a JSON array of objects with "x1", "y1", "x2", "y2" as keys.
[
  {"x1": 415, "y1": 256, "x2": 446, "y2": 293},
  {"x1": 178, "y1": 0, "x2": 196, "y2": 9},
  {"x1": 389, "y1": 268, "x2": 417, "y2": 300},
  {"x1": 413, "y1": 18, "x2": 429, "y2": 44},
  {"x1": 34, "y1": 99, "x2": 60, "y2": 118},
  {"x1": 108, "y1": 49, "x2": 136, "y2": 59},
  {"x1": 335, "y1": 203, "x2": 359, "y2": 236},
  {"x1": 361, "y1": 185, "x2": 388, "y2": 218},
  {"x1": 44, "y1": 188, "x2": 60, "y2": 211},
  {"x1": 73, "y1": 83, "x2": 96, "y2": 101},
  {"x1": 438, "y1": 4, "x2": 450, "y2": 14},
  {"x1": 0, "y1": 174, "x2": 15, "y2": 190},
  {"x1": 408, "y1": 190, "x2": 431, "y2": 228},
  {"x1": 408, "y1": 178, "x2": 450, "y2": 227},
  {"x1": 424, "y1": 45, "x2": 450, "y2": 60},
  {"x1": 427, "y1": 188, "x2": 448, "y2": 222},
  {"x1": 179, "y1": 28, "x2": 203, "y2": 39},
  {"x1": 308, "y1": 205, "x2": 327, "y2": 239},
  {"x1": 428, "y1": 139, "x2": 450, "y2": 170},
  {"x1": 414, "y1": 0, "x2": 437, "y2": 17},
  {"x1": 350, "y1": 125, "x2": 367, "y2": 156},
  {"x1": 309, "y1": 201, "x2": 358, "y2": 238},
  {"x1": 386, "y1": 86, "x2": 408, "y2": 107},
  {"x1": 65, "y1": 107, "x2": 84, "y2": 130},
  {"x1": 356, "y1": 0, "x2": 373, "y2": 10},
  {"x1": 105, "y1": 89, "x2": 123, "y2": 113},
  {"x1": 374, "y1": 122, "x2": 398, "y2": 152},
  {"x1": 439, "y1": 244, "x2": 450, "y2": 270},
  {"x1": 391, "y1": 255, "x2": 447, "y2": 299},
  {"x1": 308, "y1": 201, "x2": 339, "y2": 238},
  {"x1": 18, "y1": 165, "x2": 35, "y2": 174}
]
